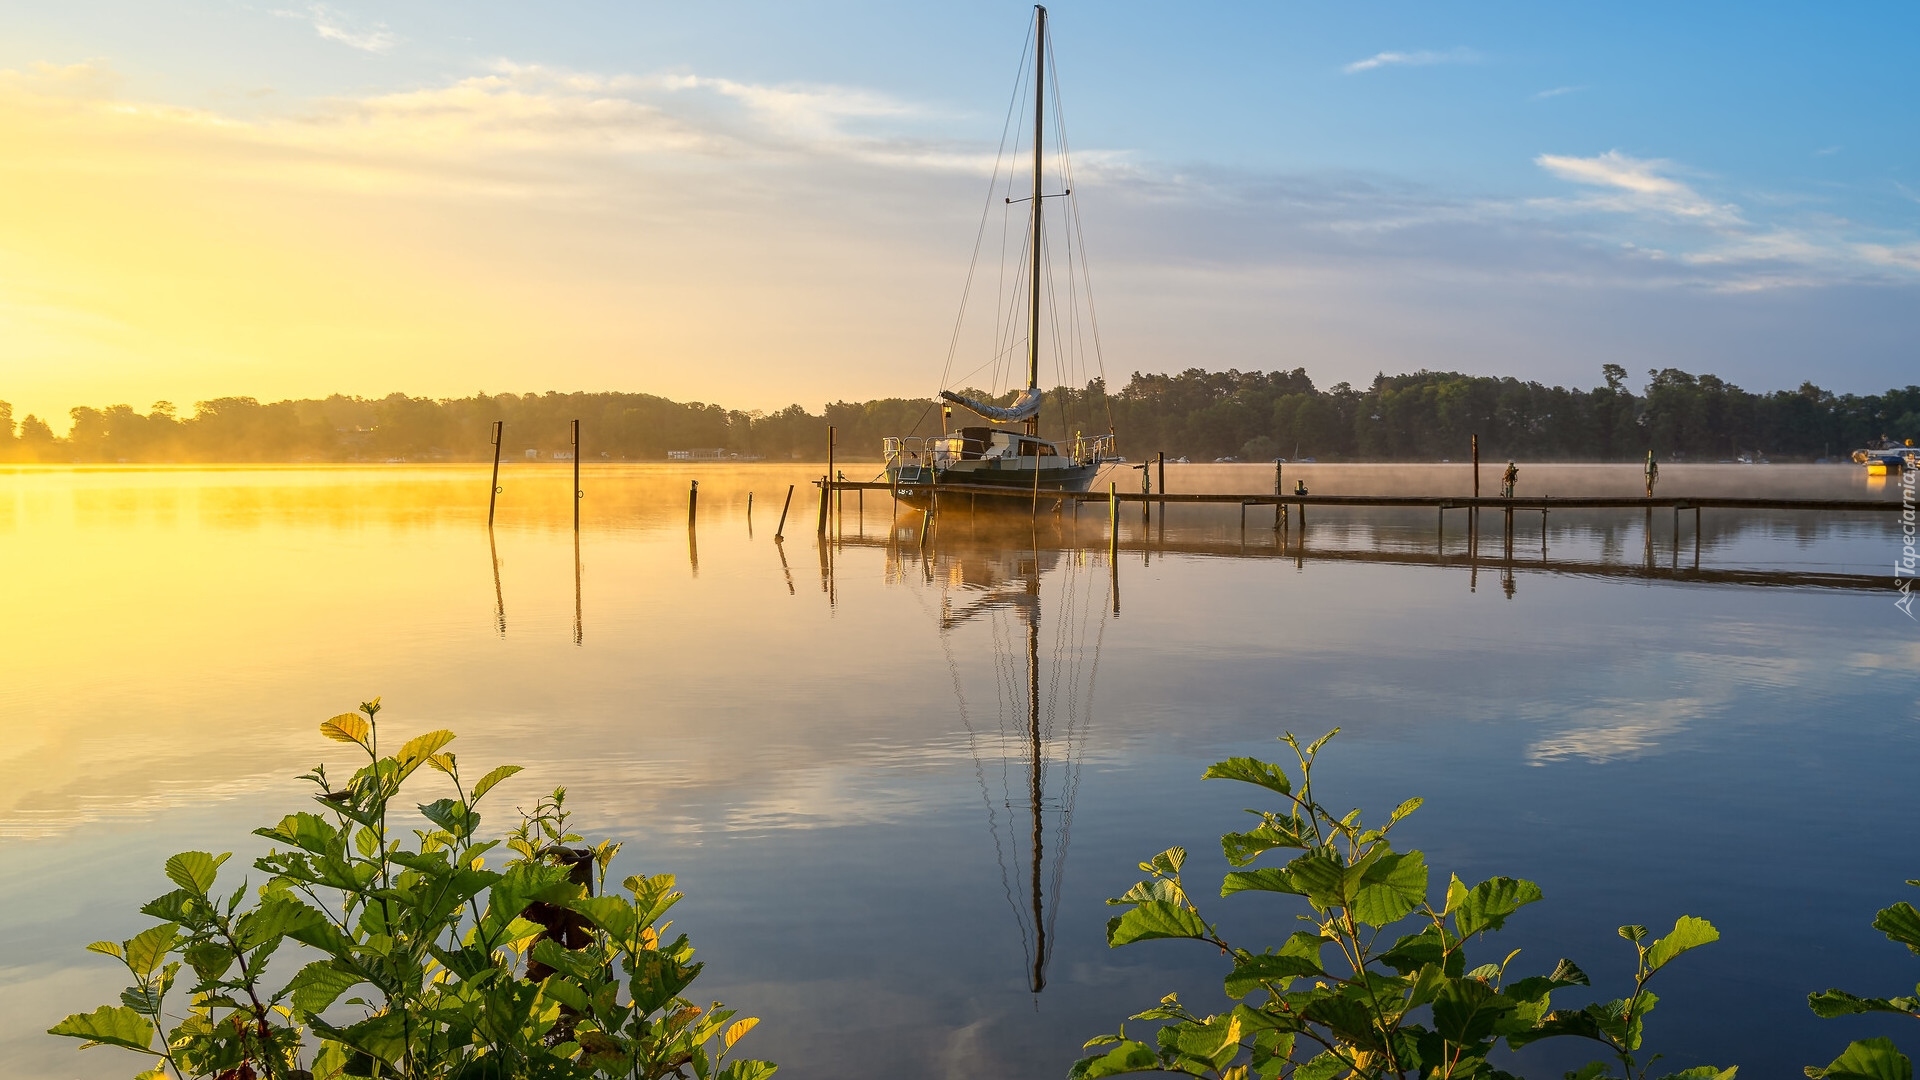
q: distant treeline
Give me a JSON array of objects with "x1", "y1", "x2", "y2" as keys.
[{"x1": 4, "y1": 364, "x2": 1917, "y2": 464}]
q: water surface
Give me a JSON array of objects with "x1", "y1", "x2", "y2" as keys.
[{"x1": 1, "y1": 463, "x2": 1914, "y2": 1077}]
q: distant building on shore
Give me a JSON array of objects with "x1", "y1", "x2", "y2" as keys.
[{"x1": 668, "y1": 448, "x2": 762, "y2": 461}]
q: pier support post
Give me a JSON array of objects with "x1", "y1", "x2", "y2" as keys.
[
  {"x1": 571, "y1": 419, "x2": 581, "y2": 532},
  {"x1": 688, "y1": 479, "x2": 699, "y2": 529},
  {"x1": 1108, "y1": 482, "x2": 1118, "y2": 562}
]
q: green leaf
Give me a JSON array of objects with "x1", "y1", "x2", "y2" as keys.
[
  {"x1": 48, "y1": 1005, "x2": 156, "y2": 1052},
  {"x1": 1294, "y1": 1051, "x2": 1349, "y2": 1080},
  {"x1": 479, "y1": 860, "x2": 579, "y2": 945},
  {"x1": 1453, "y1": 877, "x2": 1544, "y2": 939},
  {"x1": 1432, "y1": 977, "x2": 1511, "y2": 1045},
  {"x1": 1874, "y1": 902, "x2": 1920, "y2": 954},
  {"x1": 1106, "y1": 901, "x2": 1212, "y2": 946},
  {"x1": 1220, "y1": 820, "x2": 1308, "y2": 866},
  {"x1": 1278, "y1": 846, "x2": 1347, "y2": 911},
  {"x1": 470, "y1": 764, "x2": 524, "y2": 803},
  {"x1": 1806, "y1": 1038, "x2": 1910, "y2": 1080},
  {"x1": 1172, "y1": 1011, "x2": 1245, "y2": 1071},
  {"x1": 84, "y1": 940, "x2": 125, "y2": 961},
  {"x1": 570, "y1": 895, "x2": 640, "y2": 942},
  {"x1": 319, "y1": 712, "x2": 370, "y2": 747},
  {"x1": 418, "y1": 798, "x2": 477, "y2": 837},
  {"x1": 1385, "y1": 796, "x2": 1423, "y2": 827},
  {"x1": 1201, "y1": 757, "x2": 1293, "y2": 797},
  {"x1": 286, "y1": 960, "x2": 366, "y2": 1015},
  {"x1": 1220, "y1": 867, "x2": 1304, "y2": 898},
  {"x1": 123, "y1": 925, "x2": 177, "y2": 978},
  {"x1": 1653, "y1": 1068, "x2": 1738, "y2": 1080},
  {"x1": 1645, "y1": 916, "x2": 1719, "y2": 973},
  {"x1": 1505, "y1": 958, "x2": 1590, "y2": 1004},
  {"x1": 1224, "y1": 952, "x2": 1326, "y2": 998},
  {"x1": 395, "y1": 729, "x2": 456, "y2": 779},
  {"x1": 1350, "y1": 850, "x2": 1428, "y2": 927},
  {"x1": 715, "y1": 1062, "x2": 779, "y2": 1080},
  {"x1": 1379, "y1": 926, "x2": 1447, "y2": 974},
  {"x1": 163, "y1": 851, "x2": 229, "y2": 895},
  {"x1": 255, "y1": 812, "x2": 340, "y2": 854},
  {"x1": 236, "y1": 896, "x2": 332, "y2": 952},
  {"x1": 1069, "y1": 1040, "x2": 1161, "y2": 1078}
]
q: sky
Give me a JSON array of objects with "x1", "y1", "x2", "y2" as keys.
[{"x1": 1, "y1": 1, "x2": 1917, "y2": 428}]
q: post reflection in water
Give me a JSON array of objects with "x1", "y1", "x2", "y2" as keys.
[
  {"x1": 488, "y1": 526, "x2": 507, "y2": 637},
  {"x1": 573, "y1": 528, "x2": 583, "y2": 646}
]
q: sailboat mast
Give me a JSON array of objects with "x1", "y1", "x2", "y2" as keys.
[{"x1": 1026, "y1": 5, "x2": 1046, "y2": 437}]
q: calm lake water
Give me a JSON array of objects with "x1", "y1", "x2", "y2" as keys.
[{"x1": 2, "y1": 463, "x2": 1915, "y2": 1077}]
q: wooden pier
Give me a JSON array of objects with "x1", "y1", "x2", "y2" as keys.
[{"x1": 818, "y1": 478, "x2": 1901, "y2": 516}]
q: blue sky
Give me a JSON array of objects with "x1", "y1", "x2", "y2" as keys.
[{"x1": 2, "y1": 2, "x2": 1916, "y2": 420}]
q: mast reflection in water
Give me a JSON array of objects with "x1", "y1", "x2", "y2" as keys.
[{"x1": 904, "y1": 540, "x2": 1111, "y2": 993}]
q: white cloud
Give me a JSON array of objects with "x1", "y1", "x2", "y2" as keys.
[
  {"x1": 1534, "y1": 150, "x2": 1742, "y2": 225},
  {"x1": 275, "y1": 3, "x2": 397, "y2": 54},
  {"x1": 1533, "y1": 85, "x2": 1584, "y2": 100},
  {"x1": 1343, "y1": 49, "x2": 1476, "y2": 74}
]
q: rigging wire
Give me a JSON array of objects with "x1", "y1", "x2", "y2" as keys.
[{"x1": 917, "y1": 9, "x2": 1035, "y2": 438}]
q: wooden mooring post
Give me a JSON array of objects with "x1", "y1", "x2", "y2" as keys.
[
  {"x1": 775, "y1": 484, "x2": 795, "y2": 540},
  {"x1": 688, "y1": 480, "x2": 699, "y2": 528},
  {"x1": 571, "y1": 419, "x2": 581, "y2": 532},
  {"x1": 487, "y1": 420, "x2": 504, "y2": 526}
]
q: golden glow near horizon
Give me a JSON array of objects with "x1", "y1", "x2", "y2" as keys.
[{"x1": 0, "y1": 62, "x2": 970, "y2": 429}]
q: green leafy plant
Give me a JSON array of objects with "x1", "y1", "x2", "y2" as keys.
[
  {"x1": 1071, "y1": 730, "x2": 1731, "y2": 1080},
  {"x1": 1804, "y1": 878, "x2": 1920, "y2": 1080},
  {"x1": 50, "y1": 698, "x2": 775, "y2": 1080}
]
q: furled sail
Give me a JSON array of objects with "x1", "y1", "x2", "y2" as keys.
[{"x1": 941, "y1": 386, "x2": 1042, "y2": 424}]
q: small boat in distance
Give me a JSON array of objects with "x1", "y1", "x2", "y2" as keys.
[
  {"x1": 884, "y1": 6, "x2": 1116, "y2": 507},
  {"x1": 1851, "y1": 441, "x2": 1916, "y2": 474}
]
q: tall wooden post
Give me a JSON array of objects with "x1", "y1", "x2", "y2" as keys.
[
  {"x1": 826, "y1": 425, "x2": 836, "y2": 536},
  {"x1": 487, "y1": 420, "x2": 504, "y2": 526},
  {"x1": 571, "y1": 420, "x2": 581, "y2": 532},
  {"x1": 1157, "y1": 451, "x2": 1166, "y2": 500},
  {"x1": 1470, "y1": 433, "x2": 1480, "y2": 546}
]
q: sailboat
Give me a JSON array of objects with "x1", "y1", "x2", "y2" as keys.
[{"x1": 884, "y1": 6, "x2": 1117, "y2": 508}]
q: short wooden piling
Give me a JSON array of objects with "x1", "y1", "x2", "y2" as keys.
[
  {"x1": 571, "y1": 419, "x2": 581, "y2": 532},
  {"x1": 1108, "y1": 482, "x2": 1118, "y2": 562},
  {"x1": 487, "y1": 420, "x2": 504, "y2": 526},
  {"x1": 816, "y1": 476, "x2": 829, "y2": 536},
  {"x1": 775, "y1": 484, "x2": 794, "y2": 540},
  {"x1": 688, "y1": 479, "x2": 699, "y2": 528}
]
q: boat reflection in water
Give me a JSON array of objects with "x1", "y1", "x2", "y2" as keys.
[{"x1": 890, "y1": 535, "x2": 1111, "y2": 993}]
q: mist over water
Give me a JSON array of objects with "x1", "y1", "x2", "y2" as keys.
[{"x1": 1, "y1": 464, "x2": 1914, "y2": 1077}]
